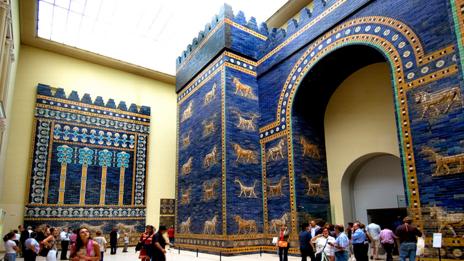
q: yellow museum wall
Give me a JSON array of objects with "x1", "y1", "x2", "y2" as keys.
[
  {"x1": 324, "y1": 63, "x2": 400, "y2": 224},
  {"x1": 0, "y1": 45, "x2": 177, "y2": 233},
  {"x1": 0, "y1": 0, "x2": 20, "y2": 239}
]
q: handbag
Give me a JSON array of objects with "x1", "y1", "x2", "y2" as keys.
[
  {"x1": 135, "y1": 242, "x2": 143, "y2": 252},
  {"x1": 278, "y1": 240, "x2": 288, "y2": 248},
  {"x1": 315, "y1": 237, "x2": 329, "y2": 261}
]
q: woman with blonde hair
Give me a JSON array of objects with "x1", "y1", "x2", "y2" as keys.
[{"x1": 41, "y1": 227, "x2": 59, "y2": 261}]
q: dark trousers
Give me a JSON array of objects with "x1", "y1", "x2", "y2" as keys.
[
  {"x1": 24, "y1": 250, "x2": 37, "y2": 261},
  {"x1": 300, "y1": 247, "x2": 316, "y2": 261},
  {"x1": 60, "y1": 241, "x2": 69, "y2": 260},
  {"x1": 279, "y1": 246, "x2": 289, "y2": 261},
  {"x1": 382, "y1": 243, "x2": 394, "y2": 261},
  {"x1": 110, "y1": 243, "x2": 117, "y2": 254},
  {"x1": 154, "y1": 252, "x2": 166, "y2": 261},
  {"x1": 353, "y1": 243, "x2": 369, "y2": 261}
]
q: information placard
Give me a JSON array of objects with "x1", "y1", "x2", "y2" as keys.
[{"x1": 433, "y1": 233, "x2": 442, "y2": 248}]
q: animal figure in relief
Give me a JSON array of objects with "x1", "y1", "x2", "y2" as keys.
[
  {"x1": 234, "y1": 178, "x2": 258, "y2": 198},
  {"x1": 233, "y1": 143, "x2": 258, "y2": 164},
  {"x1": 181, "y1": 157, "x2": 193, "y2": 176},
  {"x1": 268, "y1": 176, "x2": 286, "y2": 197},
  {"x1": 80, "y1": 222, "x2": 107, "y2": 233},
  {"x1": 180, "y1": 187, "x2": 191, "y2": 205},
  {"x1": 269, "y1": 213, "x2": 289, "y2": 233},
  {"x1": 181, "y1": 132, "x2": 191, "y2": 149},
  {"x1": 234, "y1": 215, "x2": 257, "y2": 234},
  {"x1": 302, "y1": 175, "x2": 323, "y2": 196},
  {"x1": 203, "y1": 146, "x2": 218, "y2": 168},
  {"x1": 181, "y1": 101, "x2": 193, "y2": 122},
  {"x1": 203, "y1": 179, "x2": 218, "y2": 201},
  {"x1": 233, "y1": 77, "x2": 256, "y2": 99},
  {"x1": 116, "y1": 222, "x2": 140, "y2": 233},
  {"x1": 415, "y1": 86, "x2": 462, "y2": 119},
  {"x1": 204, "y1": 83, "x2": 217, "y2": 105},
  {"x1": 180, "y1": 217, "x2": 191, "y2": 234},
  {"x1": 203, "y1": 120, "x2": 215, "y2": 137},
  {"x1": 421, "y1": 146, "x2": 464, "y2": 176},
  {"x1": 231, "y1": 109, "x2": 258, "y2": 131},
  {"x1": 300, "y1": 137, "x2": 320, "y2": 159},
  {"x1": 267, "y1": 139, "x2": 285, "y2": 161},
  {"x1": 429, "y1": 206, "x2": 464, "y2": 237},
  {"x1": 203, "y1": 215, "x2": 218, "y2": 235}
]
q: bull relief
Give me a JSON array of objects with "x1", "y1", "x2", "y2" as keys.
[
  {"x1": 181, "y1": 157, "x2": 193, "y2": 175},
  {"x1": 180, "y1": 217, "x2": 191, "y2": 234},
  {"x1": 203, "y1": 215, "x2": 218, "y2": 234},
  {"x1": 232, "y1": 77, "x2": 257, "y2": 100},
  {"x1": 181, "y1": 131, "x2": 191, "y2": 149},
  {"x1": 300, "y1": 136, "x2": 321, "y2": 159},
  {"x1": 203, "y1": 146, "x2": 218, "y2": 168},
  {"x1": 266, "y1": 139, "x2": 285, "y2": 161},
  {"x1": 269, "y1": 213, "x2": 289, "y2": 233},
  {"x1": 204, "y1": 83, "x2": 217, "y2": 105},
  {"x1": 202, "y1": 179, "x2": 218, "y2": 201},
  {"x1": 234, "y1": 215, "x2": 257, "y2": 234},
  {"x1": 202, "y1": 114, "x2": 217, "y2": 137},
  {"x1": 181, "y1": 101, "x2": 193, "y2": 122},
  {"x1": 180, "y1": 187, "x2": 191, "y2": 205},
  {"x1": 268, "y1": 176, "x2": 286, "y2": 198},
  {"x1": 232, "y1": 143, "x2": 258, "y2": 164}
]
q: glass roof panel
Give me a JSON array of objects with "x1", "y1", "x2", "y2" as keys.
[{"x1": 37, "y1": 0, "x2": 288, "y2": 76}]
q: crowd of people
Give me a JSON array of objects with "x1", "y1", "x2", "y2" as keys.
[
  {"x1": 276, "y1": 216, "x2": 422, "y2": 261},
  {"x1": 3, "y1": 219, "x2": 421, "y2": 261},
  {"x1": 2, "y1": 224, "x2": 176, "y2": 261}
]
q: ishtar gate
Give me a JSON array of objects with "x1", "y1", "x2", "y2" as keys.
[
  {"x1": 0, "y1": 0, "x2": 464, "y2": 261},
  {"x1": 174, "y1": 0, "x2": 464, "y2": 258}
]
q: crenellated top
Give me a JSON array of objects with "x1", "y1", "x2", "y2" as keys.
[
  {"x1": 176, "y1": 3, "x2": 269, "y2": 68},
  {"x1": 37, "y1": 83, "x2": 151, "y2": 116},
  {"x1": 258, "y1": 0, "x2": 333, "y2": 56}
]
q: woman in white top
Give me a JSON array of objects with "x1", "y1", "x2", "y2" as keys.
[
  {"x1": 3, "y1": 232, "x2": 19, "y2": 261},
  {"x1": 311, "y1": 227, "x2": 336, "y2": 261}
]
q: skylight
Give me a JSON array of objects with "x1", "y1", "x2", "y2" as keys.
[{"x1": 37, "y1": 0, "x2": 288, "y2": 76}]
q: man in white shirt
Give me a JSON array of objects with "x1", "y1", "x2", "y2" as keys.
[
  {"x1": 59, "y1": 227, "x2": 70, "y2": 260},
  {"x1": 367, "y1": 223, "x2": 381, "y2": 260},
  {"x1": 310, "y1": 220, "x2": 321, "y2": 238}
]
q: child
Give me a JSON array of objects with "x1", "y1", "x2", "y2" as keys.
[
  {"x1": 122, "y1": 233, "x2": 129, "y2": 252},
  {"x1": 93, "y1": 231, "x2": 107, "y2": 261}
]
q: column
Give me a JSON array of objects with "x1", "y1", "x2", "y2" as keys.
[
  {"x1": 98, "y1": 149, "x2": 112, "y2": 205},
  {"x1": 57, "y1": 145, "x2": 73, "y2": 204},
  {"x1": 78, "y1": 147, "x2": 94, "y2": 205},
  {"x1": 117, "y1": 151, "x2": 130, "y2": 205}
]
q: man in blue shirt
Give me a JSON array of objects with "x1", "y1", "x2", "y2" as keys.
[
  {"x1": 332, "y1": 225, "x2": 349, "y2": 261},
  {"x1": 351, "y1": 223, "x2": 368, "y2": 261},
  {"x1": 299, "y1": 222, "x2": 315, "y2": 261}
]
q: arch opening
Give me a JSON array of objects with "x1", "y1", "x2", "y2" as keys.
[{"x1": 290, "y1": 44, "x2": 405, "y2": 226}]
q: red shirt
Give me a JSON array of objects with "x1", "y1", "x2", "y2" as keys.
[{"x1": 167, "y1": 228, "x2": 174, "y2": 238}]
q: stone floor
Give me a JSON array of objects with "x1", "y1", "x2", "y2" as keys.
[{"x1": 12, "y1": 247, "x2": 394, "y2": 261}]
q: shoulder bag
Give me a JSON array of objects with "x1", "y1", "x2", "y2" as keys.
[{"x1": 315, "y1": 238, "x2": 329, "y2": 261}]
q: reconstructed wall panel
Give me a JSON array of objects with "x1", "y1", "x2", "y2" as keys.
[{"x1": 25, "y1": 84, "x2": 149, "y2": 236}]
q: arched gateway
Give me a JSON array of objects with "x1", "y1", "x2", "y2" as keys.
[{"x1": 175, "y1": 0, "x2": 464, "y2": 258}]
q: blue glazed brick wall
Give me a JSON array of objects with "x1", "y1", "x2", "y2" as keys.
[
  {"x1": 25, "y1": 84, "x2": 149, "y2": 235},
  {"x1": 176, "y1": 0, "x2": 464, "y2": 255},
  {"x1": 225, "y1": 67, "x2": 262, "y2": 235},
  {"x1": 177, "y1": 72, "x2": 223, "y2": 235}
]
